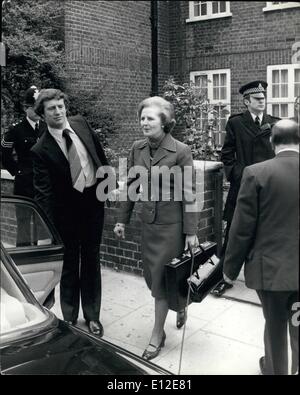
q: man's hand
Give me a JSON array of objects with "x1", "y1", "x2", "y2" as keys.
[{"x1": 114, "y1": 223, "x2": 125, "y2": 239}]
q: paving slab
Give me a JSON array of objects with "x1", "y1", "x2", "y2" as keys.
[{"x1": 51, "y1": 266, "x2": 270, "y2": 375}]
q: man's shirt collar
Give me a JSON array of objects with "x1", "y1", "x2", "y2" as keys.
[
  {"x1": 250, "y1": 112, "x2": 263, "y2": 123},
  {"x1": 48, "y1": 120, "x2": 74, "y2": 142}
]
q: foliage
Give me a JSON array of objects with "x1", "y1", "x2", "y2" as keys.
[
  {"x1": 162, "y1": 77, "x2": 225, "y2": 161},
  {"x1": 104, "y1": 147, "x2": 129, "y2": 169},
  {"x1": 66, "y1": 86, "x2": 121, "y2": 158},
  {"x1": 1, "y1": 0, "x2": 66, "y2": 127},
  {"x1": 1, "y1": 0, "x2": 119, "y2": 156}
]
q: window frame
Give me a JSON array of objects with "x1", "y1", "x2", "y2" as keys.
[
  {"x1": 267, "y1": 64, "x2": 300, "y2": 118},
  {"x1": 190, "y1": 69, "x2": 231, "y2": 146},
  {"x1": 186, "y1": 1, "x2": 232, "y2": 23},
  {"x1": 263, "y1": 2, "x2": 300, "y2": 12},
  {"x1": 190, "y1": 68, "x2": 231, "y2": 106}
]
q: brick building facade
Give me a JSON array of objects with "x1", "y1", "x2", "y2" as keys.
[
  {"x1": 65, "y1": 0, "x2": 153, "y2": 150},
  {"x1": 2, "y1": 2, "x2": 299, "y2": 275},
  {"x1": 61, "y1": 1, "x2": 300, "y2": 273},
  {"x1": 64, "y1": 1, "x2": 300, "y2": 151}
]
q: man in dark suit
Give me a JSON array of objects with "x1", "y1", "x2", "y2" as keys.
[
  {"x1": 1, "y1": 85, "x2": 46, "y2": 246},
  {"x1": 212, "y1": 80, "x2": 280, "y2": 296},
  {"x1": 31, "y1": 89, "x2": 109, "y2": 336},
  {"x1": 223, "y1": 119, "x2": 299, "y2": 375}
]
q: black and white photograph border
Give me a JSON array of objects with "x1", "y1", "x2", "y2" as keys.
[{"x1": 1, "y1": 0, "x2": 299, "y2": 377}]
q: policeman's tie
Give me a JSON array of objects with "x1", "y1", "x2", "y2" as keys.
[
  {"x1": 62, "y1": 129, "x2": 86, "y2": 192},
  {"x1": 34, "y1": 122, "x2": 40, "y2": 138},
  {"x1": 255, "y1": 116, "x2": 260, "y2": 128}
]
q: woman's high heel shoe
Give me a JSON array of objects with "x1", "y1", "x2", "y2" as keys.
[
  {"x1": 142, "y1": 331, "x2": 166, "y2": 361},
  {"x1": 176, "y1": 309, "x2": 187, "y2": 329}
]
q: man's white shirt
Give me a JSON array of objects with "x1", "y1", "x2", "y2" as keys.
[{"x1": 48, "y1": 121, "x2": 96, "y2": 187}]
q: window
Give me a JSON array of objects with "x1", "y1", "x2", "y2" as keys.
[
  {"x1": 190, "y1": 69, "x2": 231, "y2": 147},
  {"x1": 267, "y1": 64, "x2": 300, "y2": 118},
  {"x1": 187, "y1": 1, "x2": 232, "y2": 22},
  {"x1": 263, "y1": 2, "x2": 300, "y2": 12}
]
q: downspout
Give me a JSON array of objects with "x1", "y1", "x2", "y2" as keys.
[
  {"x1": 1, "y1": 2, "x2": 7, "y2": 66},
  {"x1": 150, "y1": 0, "x2": 158, "y2": 96}
]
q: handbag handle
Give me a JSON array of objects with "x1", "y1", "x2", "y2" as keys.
[
  {"x1": 187, "y1": 240, "x2": 194, "y2": 259},
  {"x1": 178, "y1": 241, "x2": 195, "y2": 375}
]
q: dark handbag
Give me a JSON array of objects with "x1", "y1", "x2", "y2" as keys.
[
  {"x1": 187, "y1": 252, "x2": 222, "y2": 303},
  {"x1": 164, "y1": 241, "x2": 217, "y2": 312}
]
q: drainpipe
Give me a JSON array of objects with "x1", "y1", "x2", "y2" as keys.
[
  {"x1": 1, "y1": 1, "x2": 7, "y2": 66},
  {"x1": 150, "y1": 0, "x2": 158, "y2": 96}
]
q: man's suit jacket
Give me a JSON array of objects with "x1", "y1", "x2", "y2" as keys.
[
  {"x1": 223, "y1": 151, "x2": 299, "y2": 291},
  {"x1": 118, "y1": 133, "x2": 197, "y2": 235},
  {"x1": 221, "y1": 110, "x2": 280, "y2": 222},
  {"x1": 31, "y1": 114, "x2": 108, "y2": 225}
]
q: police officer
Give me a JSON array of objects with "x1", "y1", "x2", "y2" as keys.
[
  {"x1": 1, "y1": 86, "x2": 45, "y2": 246},
  {"x1": 212, "y1": 80, "x2": 280, "y2": 297}
]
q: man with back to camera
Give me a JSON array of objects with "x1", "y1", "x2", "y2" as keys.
[
  {"x1": 212, "y1": 80, "x2": 280, "y2": 297},
  {"x1": 31, "y1": 89, "x2": 109, "y2": 336},
  {"x1": 223, "y1": 119, "x2": 299, "y2": 375},
  {"x1": 1, "y1": 86, "x2": 46, "y2": 246}
]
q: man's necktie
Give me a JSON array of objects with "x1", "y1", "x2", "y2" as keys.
[
  {"x1": 255, "y1": 116, "x2": 260, "y2": 128},
  {"x1": 62, "y1": 129, "x2": 86, "y2": 192}
]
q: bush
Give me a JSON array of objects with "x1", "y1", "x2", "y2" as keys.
[
  {"x1": 1, "y1": 0, "x2": 66, "y2": 127},
  {"x1": 1, "y1": 0, "x2": 119, "y2": 160},
  {"x1": 162, "y1": 77, "x2": 225, "y2": 161},
  {"x1": 66, "y1": 86, "x2": 121, "y2": 161}
]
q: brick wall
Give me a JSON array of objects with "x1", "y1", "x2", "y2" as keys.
[
  {"x1": 64, "y1": 0, "x2": 173, "y2": 155},
  {"x1": 169, "y1": 1, "x2": 300, "y2": 113},
  {"x1": 1, "y1": 162, "x2": 223, "y2": 276},
  {"x1": 1, "y1": 178, "x2": 17, "y2": 245},
  {"x1": 1, "y1": 178, "x2": 13, "y2": 195},
  {"x1": 100, "y1": 162, "x2": 223, "y2": 275},
  {"x1": 65, "y1": 0, "x2": 153, "y2": 153}
]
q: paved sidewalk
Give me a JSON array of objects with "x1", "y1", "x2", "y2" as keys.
[{"x1": 51, "y1": 266, "x2": 274, "y2": 375}]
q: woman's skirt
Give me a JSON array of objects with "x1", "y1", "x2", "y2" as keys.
[{"x1": 141, "y1": 222, "x2": 185, "y2": 299}]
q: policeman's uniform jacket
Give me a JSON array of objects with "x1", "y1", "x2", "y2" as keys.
[
  {"x1": 221, "y1": 110, "x2": 280, "y2": 222},
  {"x1": 1, "y1": 118, "x2": 46, "y2": 197}
]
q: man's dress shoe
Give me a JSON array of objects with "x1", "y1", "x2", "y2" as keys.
[
  {"x1": 87, "y1": 320, "x2": 104, "y2": 337},
  {"x1": 211, "y1": 280, "x2": 233, "y2": 297},
  {"x1": 66, "y1": 320, "x2": 77, "y2": 326}
]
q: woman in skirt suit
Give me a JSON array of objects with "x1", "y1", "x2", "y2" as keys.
[{"x1": 114, "y1": 96, "x2": 199, "y2": 360}]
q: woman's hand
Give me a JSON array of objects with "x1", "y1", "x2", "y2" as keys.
[
  {"x1": 184, "y1": 234, "x2": 199, "y2": 251},
  {"x1": 114, "y1": 223, "x2": 125, "y2": 239}
]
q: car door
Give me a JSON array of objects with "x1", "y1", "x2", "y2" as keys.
[{"x1": 1, "y1": 195, "x2": 63, "y2": 306}]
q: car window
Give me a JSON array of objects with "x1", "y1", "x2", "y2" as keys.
[
  {"x1": 0, "y1": 261, "x2": 47, "y2": 335},
  {"x1": 1, "y1": 202, "x2": 53, "y2": 248}
]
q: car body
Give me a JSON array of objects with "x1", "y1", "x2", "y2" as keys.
[
  {"x1": 0, "y1": 246, "x2": 171, "y2": 375},
  {"x1": 0, "y1": 195, "x2": 171, "y2": 375},
  {"x1": 1, "y1": 195, "x2": 64, "y2": 308}
]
